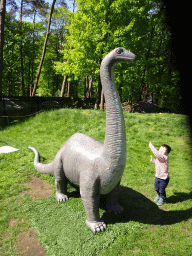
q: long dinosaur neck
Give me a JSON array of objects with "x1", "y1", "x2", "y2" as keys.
[{"x1": 100, "y1": 58, "x2": 126, "y2": 163}]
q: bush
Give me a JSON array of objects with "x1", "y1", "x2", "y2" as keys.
[{"x1": 132, "y1": 101, "x2": 160, "y2": 113}]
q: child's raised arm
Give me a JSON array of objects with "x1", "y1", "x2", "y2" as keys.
[
  {"x1": 149, "y1": 142, "x2": 168, "y2": 161},
  {"x1": 149, "y1": 142, "x2": 167, "y2": 161}
]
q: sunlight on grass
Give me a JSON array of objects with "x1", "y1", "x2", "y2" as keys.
[{"x1": 0, "y1": 109, "x2": 192, "y2": 255}]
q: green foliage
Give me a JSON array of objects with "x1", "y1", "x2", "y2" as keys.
[
  {"x1": 2, "y1": 6, "x2": 69, "y2": 97},
  {"x1": 0, "y1": 109, "x2": 192, "y2": 255},
  {"x1": 56, "y1": 0, "x2": 154, "y2": 80},
  {"x1": 36, "y1": 7, "x2": 71, "y2": 96},
  {"x1": 55, "y1": 0, "x2": 181, "y2": 110},
  {"x1": 3, "y1": 12, "x2": 45, "y2": 95},
  {"x1": 3, "y1": 1, "x2": 181, "y2": 110}
]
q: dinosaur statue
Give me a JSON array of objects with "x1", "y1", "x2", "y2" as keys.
[{"x1": 28, "y1": 47, "x2": 137, "y2": 234}]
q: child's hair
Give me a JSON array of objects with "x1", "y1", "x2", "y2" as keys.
[{"x1": 161, "y1": 144, "x2": 171, "y2": 154}]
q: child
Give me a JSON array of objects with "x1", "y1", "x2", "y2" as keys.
[{"x1": 149, "y1": 142, "x2": 171, "y2": 206}]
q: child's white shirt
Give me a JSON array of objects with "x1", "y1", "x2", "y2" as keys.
[{"x1": 149, "y1": 142, "x2": 169, "y2": 180}]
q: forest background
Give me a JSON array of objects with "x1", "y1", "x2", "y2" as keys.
[{"x1": 0, "y1": 0, "x2": 182, "y2": 113}]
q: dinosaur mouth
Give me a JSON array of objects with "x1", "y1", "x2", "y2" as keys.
[
  {"x1": 128, "y1": 56, "x2": 137, "y2": 62},
  {"x1": 116, "y1": 56, "x2": 137, "y2": 62}
]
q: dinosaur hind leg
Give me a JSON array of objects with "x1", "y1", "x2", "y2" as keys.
[
  {"x1": 106, "y1": 184, "x2": 124, "y2": 215},
  {"x1": 54, "y1": 160, "x2": 68, "y2": 202},
  {"x1": 55, "y1": 178, "x2": 68, "y2": 202}
]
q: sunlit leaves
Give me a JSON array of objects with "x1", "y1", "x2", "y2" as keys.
[
  {"x1": 55, "y1": 0, "x2": 152, "y2": 82},
  {"x1": 54, "y1": 0, "x2": 180, "y2": 111}
]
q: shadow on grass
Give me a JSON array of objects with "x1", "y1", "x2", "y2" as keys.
[
  {"x1": 166, "y1": 191, "x2": 192, "y2": 203},
  {"x1": 0, "y1": 116, "x2": 31, "y2": 130},
  {"x1": 67, "y1": 184, "x2": 192, "y2": 226},
  {"x1": 100, "y1": 186, "x2": 192, "y2": 227}
]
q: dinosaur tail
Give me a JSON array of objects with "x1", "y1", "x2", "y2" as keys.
[{"x1": 28, "y1": 147, "x2": 54, "y2": 174}]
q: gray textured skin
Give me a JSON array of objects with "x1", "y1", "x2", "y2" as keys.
[{"x1": 28, "y1": 47, "x2": 137, "y2": 234}]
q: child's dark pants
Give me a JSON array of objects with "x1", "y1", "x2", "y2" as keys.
[{"x1": 154, "y1": 177, "x2": 169, "y2": 199}]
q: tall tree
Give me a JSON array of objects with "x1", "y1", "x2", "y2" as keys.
[
  {"x1": 23, "y1": 0, "x2": 49, "y2": 96},
  {"x1": 32, "y1": 0, "x2": 57, "y2": 96},
  {"x1": 46, "y1": 5, "x2": 69, "y2": 97},
  {"x1": 0, "y1": 0, "x2": 6, "y2": 97},
  {"x1": 60, "y1": 0, "x2": 74, "y2": 98},
  {"x1": 13, "y1": 0, "x2": 48, "y2": 96},
  {"x1": 35, "y1": 5, "x2": 69, "y2": 96},
  {"x1": 2, "y1": 4, "x2": 68, "y2": 97},
  {"x1": 19, "y1": 0, "x2": 25, "y2": 95}
]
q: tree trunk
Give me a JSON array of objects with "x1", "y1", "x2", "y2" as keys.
[
  {"x1": 94, "y1": 76, "x2": 102, "y2": 109},
  {"x1": 32, "y1": 0, "x2": 56, "y2": 96},
  {"x1": 73, "y1": 0, "x2": 75, "y2": 13},
  {"x1": 85, "y1": 77, "x2": 92, "y2": 98},
  {"x1": 100, "y1": 88, "x2": 104, "y2": 110},
  {"x1": 0, "y1": 0, "x2": 6, "y2": 97},
  {"x1": 20, "y1": 0, "x2": 25, "y2": 96},
  {"x1": 71, "y1": 79, "x2": 75, "y2": 98},
  {"x1": 63, "y1": 1, "x2": 75, "y2": 99},
  {"x1": 85, "y1": 76, "x2": 88, "y2": 97},
  {"x1": 30, "y1": 10, "x2": 36, "y2": 96},
  {"x1": 27, "y1": 60, "x2": 31, "y2": 96},
  {"x1": 88, "y1": 77, "x2": 92, "y2": 98},
  {"x1": 67, "y1": 80, "x2": 70, "y2": 97},
  {"x1": 60, "y1": 76, "x2": 67, "y2": 97}
]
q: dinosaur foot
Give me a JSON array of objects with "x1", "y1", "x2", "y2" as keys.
[
  {"x1": 86, "y1": 220, "x2": 107, "y2": 234},
  {"x1": 56, "y1": 192, "x2": 68, "y2": 202},
  {"x1": 106, "y1": 203, "x2": 124, "y2": 215}
]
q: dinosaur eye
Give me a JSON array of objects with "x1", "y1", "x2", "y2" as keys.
[{"x1": 116, "y1": 48, "x2": 123, "y2": 54}]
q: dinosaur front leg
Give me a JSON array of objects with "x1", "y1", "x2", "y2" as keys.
[
  {"x1": 80, "y1": 178, "x2": 106, "y2": 234},
  {"x1": 106, "y1": 183, "x2": 124, "y2": 215}
]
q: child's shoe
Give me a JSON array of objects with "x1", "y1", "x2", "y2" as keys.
[
  {"x1": 157, "y1": 197, "x2": 165, "y2": 206},
  {"x1": 154, "y1": 195, "x2": 160, "y2": 202}
]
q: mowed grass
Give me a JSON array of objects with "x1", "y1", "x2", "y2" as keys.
[{"x1": 0, "y1": 109, "x2": 192, "y2": 255}]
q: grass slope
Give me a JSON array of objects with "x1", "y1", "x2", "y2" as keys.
[{"x1": 0, "y1": 109, "x2": 192, "y2": 255}]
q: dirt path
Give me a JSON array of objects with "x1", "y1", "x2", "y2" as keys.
[
  {"x1": 15, "y1": 175, "x2": 53, "y2": 256},
  {"x1": 19, "y1": 175, "x2": 53, "y2": 201}
]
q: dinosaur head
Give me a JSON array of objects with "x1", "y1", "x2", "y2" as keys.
[
  {"x1": 114, "y1": 47, "x2": 137, "y2": 63},
  {"x1": 101, "y1": 47, "x2": 136, "y2": 68}
]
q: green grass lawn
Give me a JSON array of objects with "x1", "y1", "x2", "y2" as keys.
[{"x1": 0, "y1": 109, "x2": 192, "y2": 255}]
